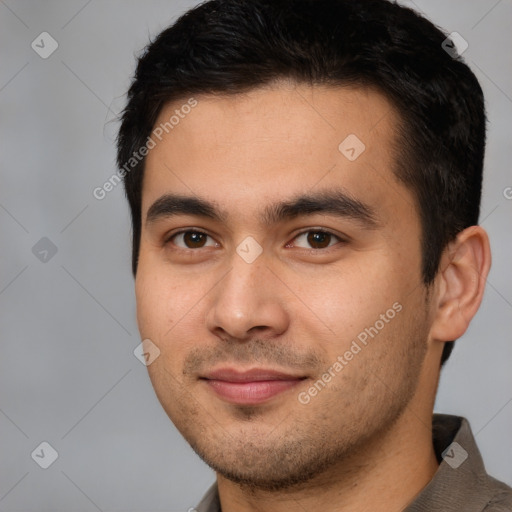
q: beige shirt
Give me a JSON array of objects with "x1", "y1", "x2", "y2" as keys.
[{"x1": 195, "y1": 414, "x2": 512, "y2": 511}]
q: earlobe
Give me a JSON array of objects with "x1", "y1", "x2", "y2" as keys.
[{"x1": 430, "y1": 226, "x2": 491, "y2": 342}]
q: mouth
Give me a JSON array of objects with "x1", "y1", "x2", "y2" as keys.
[{"x1": 199, "y1": 368, "x2": 308, "y2": 405}]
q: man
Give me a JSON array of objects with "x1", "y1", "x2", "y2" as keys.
[{"x1": 116, "y1": 0, "x2": 512, "y2": 510}]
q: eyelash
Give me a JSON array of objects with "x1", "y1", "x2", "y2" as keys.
[{"x1": 165, "y1": 228, "x2": 346, "y2": 252}]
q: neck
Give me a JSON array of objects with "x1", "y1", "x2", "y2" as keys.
[{"x1": 217, "y1": 409, "x2": 439, "y2": 512}]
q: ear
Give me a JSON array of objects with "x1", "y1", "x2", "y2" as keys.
[{"x1": 429, "y1": 226, "x2": 491, "y2": 342}]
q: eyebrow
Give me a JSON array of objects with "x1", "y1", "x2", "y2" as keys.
[{"x1": 145, "y1": 189, "x2": 380, "y2": 229}]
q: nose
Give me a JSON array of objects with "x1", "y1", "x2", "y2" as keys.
[{"x1": 205, "y1": 255, "x2": 290, "y2": 342}]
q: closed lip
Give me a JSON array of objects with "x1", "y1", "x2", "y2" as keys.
[
  {"x1": 200, "y1": 367, "x2": 307, "y2": 382},
  {"x1": 200, "y1": 367, "x2": 307, "y2": 405}
]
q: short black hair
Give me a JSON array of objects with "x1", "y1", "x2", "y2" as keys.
[{"x1": 117, "y1": 0, "x2": 486, "y2": 365}]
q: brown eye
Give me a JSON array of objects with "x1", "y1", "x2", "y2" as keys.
[
  {"x1": 291, "y1": 230, "x2": 342, "y2": 250},
  {"x1": 183, "y1": 232, "x2": 207, "y2": 248},
  {"x1": 170, "y1": 230, "x2": 216, "y2": 249},
  {"x1": 307, "y1": 231, "x2": 332, "y2": 249}
]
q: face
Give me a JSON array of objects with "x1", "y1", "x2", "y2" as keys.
[{"x1": 136, "y1": 83, "x2": 433, "y2": 491}]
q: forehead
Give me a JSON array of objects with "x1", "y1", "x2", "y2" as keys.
[{"x1": 141, "y1": 83, "x2": 415, "y2": 229}]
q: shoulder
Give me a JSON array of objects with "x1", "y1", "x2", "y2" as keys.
[{"x1": 482, "y1": 476, "x2": 512, "y2": 511}]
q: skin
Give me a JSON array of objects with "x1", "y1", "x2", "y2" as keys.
[{"x1": 135, "y1": 82, "x2": 491, "y2": 512}]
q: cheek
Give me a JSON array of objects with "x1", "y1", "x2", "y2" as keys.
[
  {"x1": 135, "y1": 267, "x2": 184, "y2": 341},
  {"x1": 298, "y1": 256, "x2": 406, "y2": 340},
  {"x1": 135, "y1": 273, "x2": 191, "y2": 389},
  {"x1": 135, "y1": 271, "x2": 160, "y2": 338},
  {"x1": 134, "y1": 264, "x2": 212, "y2": 358}
]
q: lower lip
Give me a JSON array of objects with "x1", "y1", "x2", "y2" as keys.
[{"x1": 203, "y1": 379, "x2": 303, "y2": 405}]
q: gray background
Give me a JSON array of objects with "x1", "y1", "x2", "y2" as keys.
[{"x1": 0, "y1": 0, "x2": 511, "y2": 510}]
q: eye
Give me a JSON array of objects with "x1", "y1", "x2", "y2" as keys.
[
  {"x1": 168, "y1": 230, "x2": 218, "y2": 249},
  {"x1": 288, "y1": 230, "x2": 344, "y2": 250}
]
